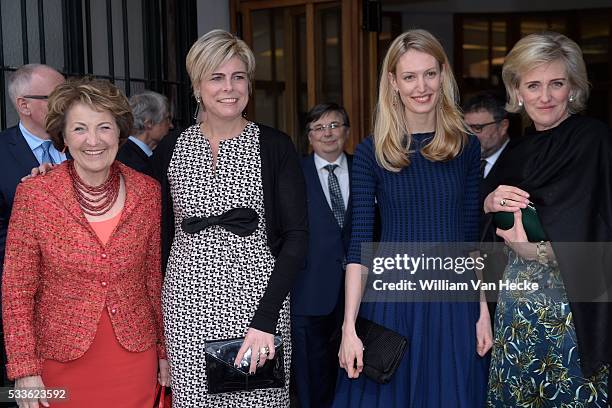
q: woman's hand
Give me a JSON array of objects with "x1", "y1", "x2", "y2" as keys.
[
  {"x1": 476, "y1": 305, "x2": 493, "y2": 357},
  {"x1": 338, "y1": 325, "x2": 364, "y2": 379},
  {"x1": 484, "y1": 185, "x2": 529, "y2": 214},
  {"x1": 20, "y1": 163, "x2": 57, "y2": 182},
  {"x1": 234, "y1": 327, "x2": 275, "y2": 375},
  {"x1": 496, "y1": 210, "x2": 537, "y2": 261},
  {"x1": 14, "y1": 375, "x2": 49, "y2": 408},
  {"x1": 158, "y1": 358, "x2": 170, "y2": 386}
]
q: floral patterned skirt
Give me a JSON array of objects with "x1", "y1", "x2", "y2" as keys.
[{"x1": 487, "y1": 251, "x2": 608, "y2": 407}]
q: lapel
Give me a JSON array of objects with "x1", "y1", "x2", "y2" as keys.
[
  {"x1": 306, "y1": 154, "x2": 337, "y2": 225},
  {"x1": 308, "y1": 153, "x2": 352, "y2": 231},
  {"x1": 128, "y1": 139, "x2": 150, "y2": 163},
  {"x1": 43, "y1": 162, "x2": 142, "y2": 245},
  {"x1": 343, "y1": 153, "x2": 353, "y2": 230},
  {"x1": 7, "y1": 127, "x2": 39, "y2": 174}
]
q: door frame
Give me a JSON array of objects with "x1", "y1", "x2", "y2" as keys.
[{"x1": 230, "y1": 0, "x2": 376, "y2": 150}]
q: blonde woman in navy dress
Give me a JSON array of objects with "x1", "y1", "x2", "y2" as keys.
[{"x1": 333, "y1": 29, "x2": 491, "y2": 407}]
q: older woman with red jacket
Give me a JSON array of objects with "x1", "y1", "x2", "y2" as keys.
[{"x1": 2, "y1": 77, "x2": 168, "y2": 408}]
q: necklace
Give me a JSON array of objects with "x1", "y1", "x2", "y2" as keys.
[{"x1": 68, "y1": 160, "x2": 120, "y2": 216}]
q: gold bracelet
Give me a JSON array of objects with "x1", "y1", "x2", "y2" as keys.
[{"x1": 536, "y1": 241, "x2": 547, "y2": 265}]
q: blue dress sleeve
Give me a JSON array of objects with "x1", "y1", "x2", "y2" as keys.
[
  {"x1": 463, "y1": 135, "x2": 481, "y2": 242},
  {"x1": 347, "y1": 137, "x2": 378, "y2": 265}
]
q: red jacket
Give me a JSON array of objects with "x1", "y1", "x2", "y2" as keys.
[{"x1": 2, "y1": 162, "x2": 166, "y2": 380}]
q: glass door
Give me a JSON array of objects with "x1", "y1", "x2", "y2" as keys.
[{"x1": 238, "y1": 0, "x2": 344, "y2": 154}]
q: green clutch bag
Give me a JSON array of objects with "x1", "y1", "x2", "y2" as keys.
[{"x1": 493, "y1": 203, "x2": 547, "y2": 243}]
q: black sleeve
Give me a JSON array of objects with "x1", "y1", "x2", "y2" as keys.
[
  {"x1": 250, "y1": 131, "x2": 308, "y2": 333},
  {"x1": 150, "y1": 129, "x2": 180, "y2": 274}
]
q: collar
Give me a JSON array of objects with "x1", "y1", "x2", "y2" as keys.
[
  {"x1": 19, "y1": 122, "x2": 51, "y2": 151},
  {"x1": 484, "y1": 139, "x2": 509, "y2": 164},
  {"x1": 314, "y1": 152, "x2": 347, "y2": 172},
  {"x1": 40, "y1": 161, "x2": 142, "y2": 231},
  {"x1": 129, "y1": 136, "x2": 153, "y2": 157}
]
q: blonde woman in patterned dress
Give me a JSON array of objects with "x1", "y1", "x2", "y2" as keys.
[
  {"x1": 484, "y1": 32, "x2": 610, "y2": 406},
  {"x1": 152, "y1": 30, "x2": 308, "y2": 407}
]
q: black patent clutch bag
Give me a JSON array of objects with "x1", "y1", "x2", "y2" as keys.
[
  {"x1": 205, "y1": 336, "x2": 285, "y2": 394},
  {"x1": 493, "y1": 202, "x2": 547, "y2": 242},
  {"x1": 356, "y1": 317, "x2": 408, "y2": 384}
]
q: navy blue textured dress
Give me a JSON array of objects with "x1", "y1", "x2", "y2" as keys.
[{"x1": 332, "y1": 133, "x2": 488, "y2": 408}]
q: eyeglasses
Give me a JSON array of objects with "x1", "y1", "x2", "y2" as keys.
[
  {"x1": 21, "y1": 95, "x2": 49, "y2": 100},
  {"x1": 309, "y1": 122, "x2": 346, "y2": 134},
  {"x1": 466, "y1": 120, "x2": 499, "y2": 133}
]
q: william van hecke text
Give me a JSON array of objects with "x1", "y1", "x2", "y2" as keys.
[{"x1": 372, "y1": 279, "x2": 539, "y2": 291}]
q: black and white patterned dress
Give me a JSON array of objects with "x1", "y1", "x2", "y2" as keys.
[{"x1": 162, "y1": 122, "x2": 291, "y2": 407}]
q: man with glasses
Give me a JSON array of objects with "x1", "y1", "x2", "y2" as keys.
[
  {"x1": 117, "y1": 91, "x2": 174, "y2": 176},
  {"x1": 0, "y1": 63, "x2": 65, "y2": 400},
  {"x1": 291, "y1": 102, "x2": 351, "y2": 408},
  {"x1": 463, "y1": 91, "x2": 513, "y2": 326},
  {"x1": 463, "y1": 91, "x2": 510, "y2": 180}
]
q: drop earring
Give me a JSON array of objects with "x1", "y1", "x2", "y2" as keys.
[
  {"x1": 518, "y1": 99, "x2": 523, "y2": 108},
  {"x1": 392, "y1": 90, "x2": 399, "y2": 107},
  {"x1": 569, "y1": 95, "x2": 575, "y2": 103},
  {"x1": 193, "y1": 95, "x2": 201, "y2": 121}
]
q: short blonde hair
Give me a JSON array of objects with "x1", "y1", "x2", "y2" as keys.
[
  {"x1": 46, "y1": 77, "x2": 132, "y2": 151},
  {"x1": 186, "y1": 29, "x2": 256, "y2": 97},
  {"x1": 502, "y1": 32, "x2": 589, "y2": 114},
  {"x1": 374, "y1": 29, "x2": 467, "y2": 172}
]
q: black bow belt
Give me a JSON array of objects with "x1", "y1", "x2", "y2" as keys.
[{"x1": 181, "y1": 208, "x2": 259, "y2": 237}]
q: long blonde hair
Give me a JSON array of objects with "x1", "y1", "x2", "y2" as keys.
[{"x1": 374, "y1": 29, "x2": 467, "y2": 172}]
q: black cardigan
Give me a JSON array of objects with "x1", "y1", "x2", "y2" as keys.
[
  {"x1": 151, "y1": 123, "x2": 308, "y2": 334},
  {"x1": 490, "y1": 115, "x2": 612, "y2": 379}
]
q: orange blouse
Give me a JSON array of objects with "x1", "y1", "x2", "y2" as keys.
[{"x1": 89, "y1": 212, "x2": 122, "y2": 245}]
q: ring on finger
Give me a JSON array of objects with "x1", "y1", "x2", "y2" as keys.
[
  {"x1": 500, "y1": 199, "x2": 507, "y2": 207},
  {"x1": 259, "y1": 346, "x2": 270, "y2": 356}
]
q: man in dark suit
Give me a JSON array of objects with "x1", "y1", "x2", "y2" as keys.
[
  {"x1": 116, "y1": 91, "x2": 173, "y2": 176},
  {"x1": 463, "y1": 91, "x2": 512, "y2": 315},
  {"x1": 291, "y1": 103, "x2": 351, "y2": 408},
  {"x1": 463, "y1": 91, "x2": 511, "y2": 206},
  {"x1": 0, "y1": 64, "x2": 65, "y2": 274},
  {"x1": 0, "y1": 63, "x2": 65, "y2": 401}
]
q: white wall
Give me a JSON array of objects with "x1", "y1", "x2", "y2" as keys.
[
  {"x1": 401, "y1": 12, "x2": 454, "y2": 64},
  {"x1": 197, "y1": 0, "x2": 230, "y2": 36}
]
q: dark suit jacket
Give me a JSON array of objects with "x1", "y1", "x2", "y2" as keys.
[
  {"x1": 480, "y1": 145, "x2": 510, "y2": 242},
  {"x1": 291, "y1": 153, "x2": 352, "y2": 316},
  {"x1": 480, "y1": 146, "x2": 510, "y2": 317},
  {"x1": 116, "y1": 138, "x2": 153, "y2": 177},
  {"x1": 0, "y1": 126, "x2": 39, "y2": 274}
]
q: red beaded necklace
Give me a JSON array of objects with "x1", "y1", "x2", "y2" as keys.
[{"x1": 68, "y1": 160, "x2": 120, "y2": 216}]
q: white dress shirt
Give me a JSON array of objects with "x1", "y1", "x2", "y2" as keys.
[
  {"x1": 314, "y1": 152, "x2": 349, "y2": 210},
  {"x1": 483, "y1": 140, "x2": 509, "y2": 178},
  {"x1": 20, "y1": 122, "x2": 67, "y2": 164},
  {"x1": 128, "y1": 135, "x2": 154, "y2": 157}
]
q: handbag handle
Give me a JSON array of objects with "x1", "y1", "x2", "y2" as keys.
[{"x1": 155, "y1": 383, "x2": 167, "y2": 408}]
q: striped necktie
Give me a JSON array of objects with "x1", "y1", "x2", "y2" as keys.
[{"x1": 40, "y1": 140, "x2": 55, "y2": 164}]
